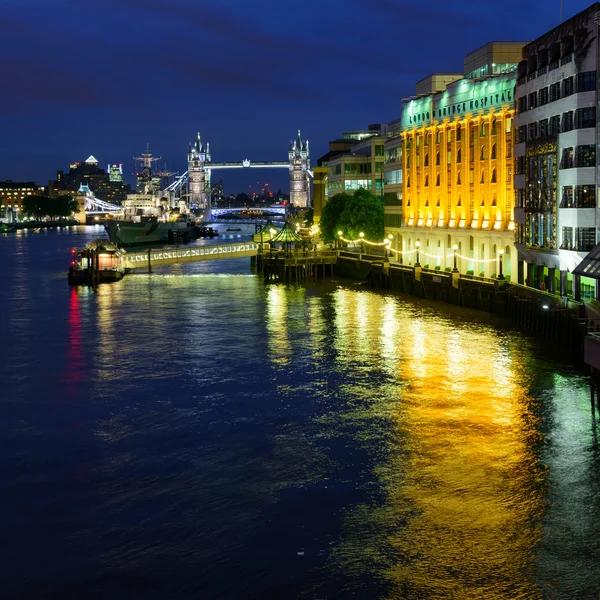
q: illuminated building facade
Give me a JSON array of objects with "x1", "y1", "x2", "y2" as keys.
[
  {"x1": 514, "y1": 3, "x2": 600, "y2": 299},
  {"x1": 323, "y1": 125, "x2": 386, "y2": 199},
  {"x1": 398, "y1": 43, "x2": 524, "y2": 278},
  {"x1": 188, "y1": 133, "x2": 210, "y2": 208},
  {"x1": 288, "y1": 130, "x2": 311, "y2": 208},
  {"x1": 49, "y1": 155, "x2": 131, "y2": 203},
  {"x1": 0, "y1": 181, "x2": 43, "y2": 220},
  {"x1": 383, "y1": 119, "x2": 403, "y2": 252}
]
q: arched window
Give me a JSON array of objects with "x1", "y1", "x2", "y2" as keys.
[
  {"x1": 491, "y1": 119, "x2": 497, "y2": 135},
  {"x1": 457, "y1": 196, "x2": 462, "y2": 207},
  {"x1": 456, "y1": 126, "x2": 462, "y2": 141},
  {"x1": 436, "y1": 174, "x2": 440, "y2": 186},
  {"x1": 457, "y1": 171, "x2": 461, "y2": 185},
  {"x1": 481, "y1": 171, "x2": 485, "y2": 184},
  {"x1": 491, "y1": 195, "x2": 497, "y2": 206},
  {"x1": 457, "y1": 148, "x2": 462, "y2": 163},
  {"x1": 491, "y1": 169, "x2": 497, "y2": 183},
  {"x1": 491, "y1": 144, "x2": 497, "y2": 160},
  {"x1": 436, "y1": 152, "x2": 440, "y2": 165},
  {"x1": 425, "y1": 154, "x2": 429, "y2": 167},
  {"x1": 407, "y1": 175, "x2": 410, "y2": 188},
  {"x1": 481, "y1": 145, "x2": 486, "y2": 160},
  {"x1": 407, "y1": 156, "x2": 411, "y2": 169},
  {"x1": 425, "y1": 175, "x2": 429, "y2": 187}
]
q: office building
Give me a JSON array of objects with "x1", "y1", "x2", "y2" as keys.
[
  {"x1": 397, "y1": 42, "x2": 524, "y2": 277},
  {"x1": 514, "y1": 3, "x2": 600, "y2": 299}
]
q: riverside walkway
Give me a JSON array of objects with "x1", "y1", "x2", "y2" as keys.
[{"x1": 119, "y1": 242, "x2": 264, "y2": 270}]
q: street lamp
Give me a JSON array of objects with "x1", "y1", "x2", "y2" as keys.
[
  {"x1": 415, "y1": 240, "x2": 421, "y2": 266},
  {"x1": 337, "y1": 230, "x2": 343, "y2": 250},
  {"x1": 359, "y1": 231, "x2": 365, "y2": 256},
  {"x1": 497, "y1": 248, "x2": 505, "y2": 279},
  {"x1": 452, "y1": 244, "x2": 459, "y2": 272}
]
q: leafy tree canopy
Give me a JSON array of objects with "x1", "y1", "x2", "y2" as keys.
[
  {"x1": 320, "y1": 188, "x2": 384, "y2": 243},
  {"x1": 22, "y1": 195, "x2": 79, "y2": 220}
]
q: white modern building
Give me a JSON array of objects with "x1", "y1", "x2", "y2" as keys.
[{"x1": 514, "y1": 3, "x2": 600, "y2": 299}]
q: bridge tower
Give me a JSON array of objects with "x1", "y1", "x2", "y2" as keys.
[
  {"x1": 187, "y1": 133, "x2": 211, "y2": 208},
  {"x1": 289, "y1": 130, "x2": 310, "y2": 208}
]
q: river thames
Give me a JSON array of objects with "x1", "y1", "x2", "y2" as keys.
[{"x1": 1, "y1": 225, "x2": 599, "y2": 599}]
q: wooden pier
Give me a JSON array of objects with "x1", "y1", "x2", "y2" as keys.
[{"x1": 258, "y1": 251, "x2": 337, "y2": 282}]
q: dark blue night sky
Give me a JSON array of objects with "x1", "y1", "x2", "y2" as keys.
[{"x1": 0, "y1": 0, "x2": 590, "y2": 195}]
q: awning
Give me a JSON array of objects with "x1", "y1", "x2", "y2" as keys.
[{"x1": 573, "y1": 243, "x2": 600, "y2": 279}]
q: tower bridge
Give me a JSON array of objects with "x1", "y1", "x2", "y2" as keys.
[{"x1": 185, "y1": 130, "x2": 312, "y2": 210}]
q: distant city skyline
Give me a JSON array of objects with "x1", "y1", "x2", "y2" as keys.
[{"x1": 0, "y1": 0, "x2": 590, "y2": 193}]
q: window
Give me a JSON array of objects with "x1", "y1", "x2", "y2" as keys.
[
  {"x1": 549, "y1": 115, "x2": 560, "y2": 136},
  {"x1": 560, "y1": 186, "x2": 574, "y2": 207},
  {"x1": 457, "y1": 171, "x2": 461, "y2": 185},
  {"x1": 491, "y1": 119, "x2": 497, "y2": 135},
  {"x1": 562, "y1": 226, "x2": 574, "y2": 249},
  {"x1": 528, "y1": 92, "x2": 537, "y2": 109},
  {"x1": 425, "y1": 175, "x2": 429, "y2": 187},
  {"x1": 574, "y1": 185, "x2": 596, "y2": 208},
  {"x1": 407, "y1": 176, "x2": 410, "y2": 188},
  {"x1": 457, "y1": 149, "x2": 462, "y2": 163},
  {"x1": 436, "y1": 131, "x2": 441, "y2": 144},
  {"x1": 562, "y1": 111, "x2": 574, "y2": 132},
  {"x1": 539, "y1": 87, "x2": 549, "y2": 105},
  {"x1": 518, "y1": 94, "x2": 527, "y2": 113},
  {"x1": 575, "y1": 145, "x2": 595, "y2": 167},
  {"x1": 491, "y1": 169, "x2": 497, "y2": 183},
  {"x1": 575, "y1": 107, "x2": 596, "y2": 129},
  {"x1": 539, "y1": 119, "x2": 548, "y2": 138},
  {"x1": 480, "y1": 146, "x2": 486, "y2": 160},
  {"x1": 375, "y1": 145, "x2": 384, "y2": 156},
  {"x1": 491, "y1": 144, "x2": 496, "y2": 159},
  {"x1": 576, "y1": 227, "x2": 596, "y2": 252},
  {"x1": 481, "y1": 123, "x2": 487, "y2": 137},
  {"x1": 516, "y1": 155, "x2": 526, "y2": 175},
  {"x1": 481, "y1": 171, "x2": 485, "y2": 184},
  {"x1": 424, "y1": 154, "x2": 429, "y2": 166},
  {"x1": 436, "y1": 152, "x2": 440, "y2": 165},
  {"x1": 576, "y1": 71, "x2": 596, "y2": 92},
  {"x1": 506, "y1": 118, "x2": 512, "y2": 133},
  {"x1": 528, "y1": 122, "x2": 537, "y2": 140},
  {"x1": 562, "y1": 76, "x2": 574, "y2": 97},
  {"x1": 384, "y1": 169, "x2": 402, "y2": 185},
  {"x1": 517, "y1": 125, "x2": 527, "y2": 143},
  {"x1": 550, "y1": 82, "x2": 561, "y2": 102},
  {"x1": 456, "y1": 126, "x2": 462, "y2": 141},
  {"x1": 447, "y1": 151, "x2": 451, "y2": 164},
  {"x1": 447, "y1": 131, "x2": 452, "y2": 143},
  {"x1": 559, "y1": 147, "x2": 573, "y2": 169},
  {"x1": 436, "y1": 174, "x2": 440, "y2": 186},
  {"x1": 406, "y1": 155, "x2": 411, "y2": 169}
]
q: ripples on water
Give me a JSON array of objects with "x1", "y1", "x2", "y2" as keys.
[{"x1": 0, "y1": 226, "x2": 600, "y2": 599}]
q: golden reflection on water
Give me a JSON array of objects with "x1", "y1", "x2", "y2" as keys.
[
  {"x1": 327, "y1": 289, "x2": 546, "y2": 598},
  {"x1": 266, "y1": 285, "x2": 292, "y2": 366}
]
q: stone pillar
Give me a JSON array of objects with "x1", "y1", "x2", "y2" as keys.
[
  {"x1": 560, "y1": 270, "x2": 567, "y2": 296},
  {"x1": 548, "y1": 267, "x2": 555, "y2": 293},
  {"x1": 573, "y1": 273, "x2": 581, "y2": 302},
  {"x1": 526, "y1": 262, "x2": 534, "y2": 287},
  {"x1": 518, "y1": 259, "x2": 524, "y2": 285},
  {"x1": 312, "y1": 167, "x2": 328, "y2": 225}
]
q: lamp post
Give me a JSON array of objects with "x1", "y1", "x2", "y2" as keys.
[
  {"x1": 359, "y1": 231, "x2": 365, "y2": 256},
  {"x1": 452, "y1": 244, "x2": 459, "y2": 272},
  {"x1": 337, "y1": 230, "x2": 343, "y2": 251},
  {"x1": 415, "y1": 240, "x2": 421, "y2": 267},
  {"x1": 497, "y1": 248, "x2": 505, "y2": 279}
]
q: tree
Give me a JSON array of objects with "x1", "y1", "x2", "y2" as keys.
[
  {"x1": 320, "y1": 188, "x2": 384, "y2": 243},
  {"x1": 22, "y1": 195, "x2": 79, "y2": 220}
]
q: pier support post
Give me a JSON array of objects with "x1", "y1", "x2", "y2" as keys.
[{"x1": 147, "y1": 248, "x2": 152, "y2": 274}]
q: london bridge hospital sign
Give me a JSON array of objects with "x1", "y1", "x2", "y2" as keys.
[{"x1": 402, "y1": 74, "x2": 516, "y2": 128}]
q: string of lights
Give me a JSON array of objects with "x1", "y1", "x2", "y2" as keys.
[{"x1": 337, "y1": 232, "x2": 503, "y2": 264}]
